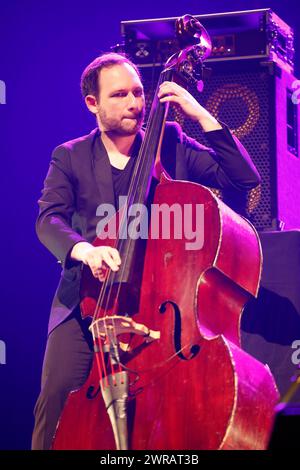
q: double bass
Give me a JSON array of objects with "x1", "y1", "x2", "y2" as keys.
[{"x1": 52, "y1": 15, "x2": 279, "y2": 450}]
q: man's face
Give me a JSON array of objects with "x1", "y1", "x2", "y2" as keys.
[{"x1": 97, "y1": 63, "x2": 145, "y2": 136}]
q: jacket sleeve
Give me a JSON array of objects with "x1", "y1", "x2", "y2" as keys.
[
  {"x1": 184, "y1": 124, "x2": 261, "y2": 190},
  {"x1": 36, "y1": 145, "x2": 86, "y2": 266}
]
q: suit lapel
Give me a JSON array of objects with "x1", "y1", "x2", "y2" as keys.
[{"x1": 90, "y1": 128, "x2": 115, "y2": 207}]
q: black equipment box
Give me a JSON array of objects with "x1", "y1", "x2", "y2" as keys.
[{"x1": 120, "y1": 8, "x2": 294, "y2": 73}]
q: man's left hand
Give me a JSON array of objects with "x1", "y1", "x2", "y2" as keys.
[{"x1": 158, "y1": 81, "x2": 222, "y2": 132}]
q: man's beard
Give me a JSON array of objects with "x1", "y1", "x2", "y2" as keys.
[{"x1": 99, "y1": 108, "x2": 145, "y2": 136}]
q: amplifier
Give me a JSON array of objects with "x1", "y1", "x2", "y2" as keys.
[
  {"x1": 119, "y1": 10, "x2": 300, "y2": 231},
  {"x1": 139, "y1": 59, "x2": 300, "y2": 231},
  {"x1": 120, "y1": 8, "x2": 294, "y2": 74}
]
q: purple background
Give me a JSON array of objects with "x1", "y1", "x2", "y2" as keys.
[{"x1": 0, "y1": 0, "x2": 299, "y2": 450}]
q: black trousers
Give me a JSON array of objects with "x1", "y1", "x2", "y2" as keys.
[{"x1": 31, "y1": 308, "x2": 94, "y2": 450}]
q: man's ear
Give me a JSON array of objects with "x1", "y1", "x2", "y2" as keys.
[{"x1": 85, "y1": 95, "x2": 98, "y2": 115}]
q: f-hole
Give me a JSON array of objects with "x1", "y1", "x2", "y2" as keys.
[{"x1": 159, "y1": 300, "x2": 200, "y2": 360}]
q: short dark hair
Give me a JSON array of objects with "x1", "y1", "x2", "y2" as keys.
[{"x1": 80, "y1": 52, "x2": 141, "y2": 99}]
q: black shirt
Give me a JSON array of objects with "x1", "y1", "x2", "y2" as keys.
[{"x1": 111, "y1": 160, "x2": 136, "y2": 209}]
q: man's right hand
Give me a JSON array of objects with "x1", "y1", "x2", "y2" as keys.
[{"x1": 70, "y1": 242, "x2": 121, "y2": 280}]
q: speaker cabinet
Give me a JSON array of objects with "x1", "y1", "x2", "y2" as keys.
[{"x1": 141, "y1": 59, "x2": 300, "y2": 230}]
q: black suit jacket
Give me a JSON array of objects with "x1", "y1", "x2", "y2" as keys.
[{"x1": 36, "y1": 121, "x2": 260, "y2": 334}]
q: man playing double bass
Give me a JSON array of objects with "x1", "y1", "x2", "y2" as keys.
[{"x1": 32, "y1": 52, "x2": 260, "y2": 450}]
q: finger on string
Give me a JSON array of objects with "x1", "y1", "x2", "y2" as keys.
[
  {"x1": 160, "y1": 95, "x2": 180, "y2": 103},
  {"x1": 109, "y1": 247, "x2": 121, "y2": 265},
  {"x1": 102, "y1": 251, "x2": 119, "y2": 271}
]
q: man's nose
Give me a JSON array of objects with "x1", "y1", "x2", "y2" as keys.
[{"x1": 127, "y1": 92, "x2": 138, "y2": 109}]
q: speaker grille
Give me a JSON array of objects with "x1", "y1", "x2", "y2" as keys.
[{"x1": 141, "y1": 62, "x2": 277, "y2": 230}]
